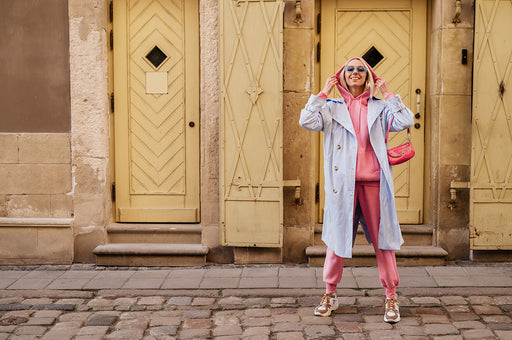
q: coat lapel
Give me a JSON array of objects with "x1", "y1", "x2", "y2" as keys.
[
  {"x1": 331, "y1": 99, "x2": 356, "y2": 135},
  {"x1": 367, "y1": 98, "x2": 383, "y2": 130}
]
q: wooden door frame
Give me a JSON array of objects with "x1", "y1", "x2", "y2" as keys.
[
  {"x1": 317, "y1": 0, "x2": 428, "y2": 224},
  {"x1": 111, "y1": 0, "x2": 200, "y2": 223}
]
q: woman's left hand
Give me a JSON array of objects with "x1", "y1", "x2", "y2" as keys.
[{"x1": 375, "y1": 77, "x2": 392, "y2": 98}]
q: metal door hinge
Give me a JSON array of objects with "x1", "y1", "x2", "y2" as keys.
[
  {"x1": 315, "y1": 182, "x2": 320, "y2": 203},
  {"x1": 110, "y1": 92, "x2": 114, "y2": 113},
  {"x1": 110, "y1": 30, "x2": 113, "y2": 50},
  {"x1": 111, "y1": 182, "x2": 116, "y2": 202},
  {"x1": 317, "y1": 13, "x2": 321, "y2": 34},
  {"x1": 109, "y1": 1, "x2": 113, "y2": 23},
  {"x1": 316, "y1": 42, "x2": 321, "y2": 63}
]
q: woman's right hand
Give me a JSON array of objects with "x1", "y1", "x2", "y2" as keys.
[{"x1": 322, "y1": 75, "x2": 338, "y2": 96}]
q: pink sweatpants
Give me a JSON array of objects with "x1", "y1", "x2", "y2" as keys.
[{"x1": 323, "y1": 181, "x2": 399, "y2": 298}]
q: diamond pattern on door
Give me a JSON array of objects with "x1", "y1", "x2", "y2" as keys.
[
  {"x1": 114, "y1": 0, "x2": 199, "y2": 222},
  {"x1": 129, "y1": 0, "x2": 185, "y2": 195},
  {"x1": 336, "y1": 11, "x2": 413, "y2": 199},
  {"x1": 220, "y1": 0, "x2": 283, "y2": 246},
  {"x1": 323, "y1": 7, "x2": 426, "y2": 224},
  {"x1": 471, "y1": 0, "x2": 512, "y2": 249}
]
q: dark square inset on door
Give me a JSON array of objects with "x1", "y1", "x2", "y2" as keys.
[
  {"x1": 146, "y1": 46, "x2": 167, "y2": 69},
  {"x1": 362, "y1": 46, "x2": 384, "y2": 68}
]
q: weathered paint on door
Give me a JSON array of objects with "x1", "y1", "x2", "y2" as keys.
[
  {"x1": 219, "y1": 0, "x2": 283, "y2": 246},
  {"x1": 320, "y1": 0, "x2": 426, "y2": 224},
  {"x1": 471, "y1": 0, "x2": 512, "y2": 249},
  {"x1": 113, "y1": 0, "x2": 200, "y2": 222}
]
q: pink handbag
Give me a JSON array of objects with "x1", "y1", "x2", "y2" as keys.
[{"x1": 386, "y1": 116, "x2": 415, "y2": 165}]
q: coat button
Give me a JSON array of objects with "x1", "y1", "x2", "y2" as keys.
[
  {"x1": 334, "y1": 166, "x2": 338, "y2": 171},
  {"x1": 337, "y1": 145, "x2": 341, "y2": 149},
  {"x1": 333, "y1": 189, "x2": 337, "y2": 194}
]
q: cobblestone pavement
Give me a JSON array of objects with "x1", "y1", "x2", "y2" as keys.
[{"x1": 0, "y1": 263, "x2": 511, "y2": 339}]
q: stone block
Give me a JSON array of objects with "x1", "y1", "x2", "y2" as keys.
[
  {"x1": 283, "y1": 226, "x2": 310, "y2": 263},
  {"x1": 234, "y1": 247, "x2": 282, "y2": 264},
  {"x1": 6, "y1": 195, "x2": 51, "y2": 218},
  {"x1": 439, "y1": 96, "x2": 472, "y2": 165},
  {"x1": 304, "y1": 325, "x2": 335, "y2": 338},
  {"x1": 440, "y1": 29, "x2": 474, "y2": 96},
  {"x1": 18, "y1": 134, "x2": 70, "y2": 164},
  {"x1": 440, "y1": 0, "x2": 475, "y2": 29},
  {"x1": 72, "y1": 158, "x2": 107, "y2": 195},
  {"x1": 50, "y1": 195, "x2": 73, "y2": 218},
  {"x1": 73, "y1": 195, "x2": 106, "y2": 227},
  {"x1": 84, "y1": 314, "x2": 117, "y2": 326},
  {"x1": 0, "y1": 226, "x2": 72, "y2": 265},
  {"x1": 0, "y1": 164, "x2": 71, "y2": 195},
  {"x1": 284, "y1": 0, "x2": 315, "y2": 29},
  {"x1": 461, "y1": 328, "x2": 496, "y2": 339},
  {"x1": 429, "y1": 31, "x2": 442, "y2": 95},
  {"x1": 0, "y1": 134, "x2": 18, "y2": 163},
  {"x1": 423, "y1": 323, "x2": 458, "y2": 335},
  {"x1": 284, "y1": 29, "x2": 314, "y2": 92}
]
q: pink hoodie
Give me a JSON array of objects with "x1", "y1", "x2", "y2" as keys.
[{"x1": 319, "y1": 57, "x2": 393, "y2": 181}]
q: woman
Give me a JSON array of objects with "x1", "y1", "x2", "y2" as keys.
[{"x1": 299, "y1": 57, "x2": 414, "y2": 322}]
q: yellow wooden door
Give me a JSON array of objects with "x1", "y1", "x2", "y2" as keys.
[
  {"x1": 471, "y1": 0, "x2": 512, "y2": 249},
  {"x1": 219, "y1": 0, "x2": 283, "y2": 246},
  {"x1": 113, "y1": 0, "x2": 199, "y2": 222},
  {"x1": 320, "y1": 0, "x2": 426, "y2": 224}
]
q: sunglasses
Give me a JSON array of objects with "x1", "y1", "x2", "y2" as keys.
[{"x1": 345, "y1": 65, "x2": 367, "y2": 73}]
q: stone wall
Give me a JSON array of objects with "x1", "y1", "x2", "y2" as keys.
[
  {"x1": 429, "y1": 0, "x2": 475, "y2": 260},
  {"x1": 0, "y1": 134, "x2": 73, "y2": 264},
  {"x1": 200, "y1": 0, "x2": 228, "y2": 263},
  {"x1": 282, "y1": 0, "x2": 317, "y2": 263},
  {"x1": 68, "y1": 0, "x2": 111, "y2": 263}
]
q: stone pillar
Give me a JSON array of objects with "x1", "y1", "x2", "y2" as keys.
[
  {"x1": 200, "y1": 1, "x2": 231, "y2": 263},
  {"x1": 429, "y1": 0, "x2": 475, "y2": 260},
  {"x1": 68, "y1": 0, "x2": 111, "y2": 263},
  {"x1": 282, "y1": 0, "x2": 318, "y2": 262}
]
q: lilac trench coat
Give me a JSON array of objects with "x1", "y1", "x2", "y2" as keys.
[{"x1": 299, "y1": 94, "x2": 414, "y2": 258}]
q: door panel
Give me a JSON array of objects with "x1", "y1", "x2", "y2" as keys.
[
  {"x1": 320, "y1": 0, "x2": 426, "y2": 224},
  {"x1": 219, "y1": 0, "x2": 283, "y2": 246},
  {"x1": 114, "y1": 0, "x2": 199, "y2": 222},
  {"x1": 471, "y1": 0, "x2": 512, "y2": 249}
]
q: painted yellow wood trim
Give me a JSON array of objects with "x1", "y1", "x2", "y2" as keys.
[
  {"x1": 113, "y1": 0, "x2": 200, "y2": 223},
  {"x1": 396, "y1": 210, "x2": 421, "y2": 224},
  {"x1": 470, "y1": 0, "x2": 512, "y2": 250},
  {"x1": 319, "y1": 0, "x2": 427, "y2": 225},
  {"x1": 118, "y1": 208, "x2": 198, "y2": 223},
  {"x1": 219, "y1": 0, "x2": 284, "y2": 247}
]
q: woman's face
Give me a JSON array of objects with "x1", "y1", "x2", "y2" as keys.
[{"x1": 344, "y1": 59, "x2": 368, "y2": 90}]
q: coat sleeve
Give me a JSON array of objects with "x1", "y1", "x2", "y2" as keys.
[
  {"x1": 299, "y1": 94, "x2": 331, "y2": 132},
  {"x1": 384, "y1": 94, "x2": 415, "y2": 132}
]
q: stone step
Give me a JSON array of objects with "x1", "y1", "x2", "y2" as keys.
[
  {"x1": 106, "y1": 223, "x2": 202, "y2": 244},
  {"x1": 93, "y1": 243, "x2": 208, "y2": 267},
  {"x1": 306, "y1": 245, "x2": 448, "y2": 267},
  {"x1": 314, "y1": 224, "x2": 434, "y2": 246}
]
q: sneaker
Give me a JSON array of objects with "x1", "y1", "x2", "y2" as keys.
[
  {"x1": 383, "y1": 297, "x2": 400, "y2": 323},
  {"x1": 314, "y1": 293, "x2": 339, "y2": 317}
]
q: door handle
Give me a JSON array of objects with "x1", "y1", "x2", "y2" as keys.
[{"x1": 189, "y1": 121, "x2": 195, "y2": 127}]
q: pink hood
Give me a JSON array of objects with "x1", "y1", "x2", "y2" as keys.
[{"x1": 334, "y1": 57, "x2": 378, "y2": 99}]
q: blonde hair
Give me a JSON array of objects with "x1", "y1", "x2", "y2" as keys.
[{"x1": 338, "y1": 57, "x2": 375, "y2": 97}]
